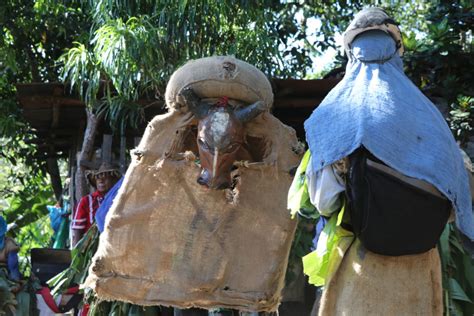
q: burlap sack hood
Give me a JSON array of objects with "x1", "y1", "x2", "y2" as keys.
[
  {"x1": 85, "y1": 56, "x2": 301, "y2": 312},
  {"x1": 165, "y1": 56, "x2": 274, "y2": 112}
]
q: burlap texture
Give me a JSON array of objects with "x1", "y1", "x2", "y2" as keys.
[
  {"x1": 85, "y1": 110, "x2": 300, "y2": 312},
  {"x1": 317, "y1": 238, "x2": 443, "y2": 316},
  {"x1": 165, "y1": 56, "x2": 274, "y2": 111}
]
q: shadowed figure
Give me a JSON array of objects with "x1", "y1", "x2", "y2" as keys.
[{"x1": 179, "y1": 87, "x2": 266, "y2": 190}]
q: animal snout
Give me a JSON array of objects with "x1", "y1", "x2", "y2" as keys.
[
  {"x1": 197, "y1": 169, "x2": 231, "y2": 190},
  {"x1": 197, "y1": 169, "x2": 211, "y2": 187},
  {"x1": 197, "y1": 176, "x2": 208, "y2": 186}
]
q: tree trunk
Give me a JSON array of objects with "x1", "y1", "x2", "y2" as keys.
[
  {"x1": 46, "y1": 157, "x2": 63, "y2": 202},
  {"x1": 75, "y1": 108, "x2": 101, "y2": 203}
]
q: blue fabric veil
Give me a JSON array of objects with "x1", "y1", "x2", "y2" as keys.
[
  {"x1": 304, "y1": 31, "x2": 474, "y2": 240},
  {"x1": 95, "y1": 177, "x2": 124, "y2": 233}
]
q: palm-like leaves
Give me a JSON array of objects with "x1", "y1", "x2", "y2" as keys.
[
  {"x1": 60, "y1": 42, "x2": 100, "y2": 107},
  {"x1": 59, "y1": 1, "x2": 301, "y2": 131}
]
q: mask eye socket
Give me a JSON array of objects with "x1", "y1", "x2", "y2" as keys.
[
  {"x1": 198, "y1": 138, "x2": 210, "y2": 151},
  {"x1": 224, "y1": 143, "x2": 240, "y2": 154}
]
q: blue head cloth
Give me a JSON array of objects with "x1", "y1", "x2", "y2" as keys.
[
  {"x1": 304, "y1": 30, "x2": 474, "y2": 240},
  {"x1": 95, "y1": 177, "x2": 124, "y2": 233},
  {"x1": 0, "y1": 216, "x2": 7, "y2": 250}
]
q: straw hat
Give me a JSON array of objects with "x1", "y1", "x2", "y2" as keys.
[
  {"x1": 86, "y1": 162, "x2": 121, "y2": 187},
  {"x1": 343, "y1": 7, "x2": 404, "y2": 57}
]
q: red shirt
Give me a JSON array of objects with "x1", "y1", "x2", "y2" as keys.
[{"x1": 71, "y1": 191, "x2": 104, "y2": 232}]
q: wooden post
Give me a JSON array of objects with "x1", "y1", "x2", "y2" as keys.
[
  {"x1": 68, "y1": 140, "x2": 78, "y2": 250},
  {"x1": 68, "y1": 138, "x2": 77, "y2": 211},
  {"x1": 102, "y1": 134, "x2": 113, "y2": 164},
  {"x1": 120, "y1": 135, "x2": 127, "y2": 174}
]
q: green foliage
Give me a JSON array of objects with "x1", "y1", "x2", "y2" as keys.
[
  {"x1": 416, "y1": 6, "x2": 474, "y2": 312},
  {"x1": 49, "y1": 225, "x2": 99, "y2": 295},
  {"x1": 286, "y1": 217, "x2": 315, "y2": 284},
  {"x1": 0, "y1": 270, "x2": 40, "y2": 316},
  {"x1": 59, "y1": 42, "x2": 100, "y2": 107},
  {"x1": 402, "y1": 1, "x2": 473, "y2": 103},
  {"x1": 0, "y1": 149, "x2": 55, "y2": 275},
  {"x1": 15, "y1": 216, "x2": 54, "y2": 277},
  {"x1": 290, "y1": 218, "x2": 315, "y2": 259},
  {"x1": 59, "y1": 0, "x2": 316, "y2": 131},
  {"x1": 0, "y1": 0, "x2": 88, "y2": 139},
  {"x1": 0, "y1": 140, "x2": 55, "y2": 233},
  {"x1": 96, "y1": 96, "x2": 145, "y2": 132},
  {"x1": 0, "y1": 136, "x2": 55, "y2": 273},
  {"x1": 297, "y1": 1, "x2": 434, "y2": 72},
  {"x1": 0, "y1": 1, "x2": 80, "y2": 265},
  {"x1": 0, "y1": 0, "x2": 88, "y2": 82},
  {"x1": 83, "y1": 0, "x2": 298, "y2": 76},
  {"x1": 448, "y1": 96, "x2": 474, "y2": 144},
  {"x1": 88, "y1": 300, "x2": 161, "y2": 316},
  {"x1": 0, "y1": 269, "x2": 16, "y2": 315},
  {"x1": 438, "y1": 224, "x2": 474, "y2": 315}
]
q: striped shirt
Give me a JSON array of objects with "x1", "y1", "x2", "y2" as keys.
[{"x1": 71, "y1": 191, "x2": 104, "y2": 231}]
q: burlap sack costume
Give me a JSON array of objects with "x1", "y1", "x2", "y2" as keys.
[
  {"x1": 317, "y1": 239, "x2": 443, "y2": 315},
  {"x1": 85, "y1": 56, "x2": 300, "y2": 312}
]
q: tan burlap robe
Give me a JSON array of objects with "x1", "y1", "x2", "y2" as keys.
[
  {"x1": 85, "y1": 109, "x2": 301, "y2": 312},
  {"x1": 317, "y1": 238, "x2": 443, "y2": 316},
  {"x1": 316, "y1": 152, "x2": 474, "y2": 315}
]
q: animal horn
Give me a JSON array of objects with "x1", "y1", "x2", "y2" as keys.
[
  {"x1": 179, "y1": 87, "x2": 210, "y2": 119},
  {"x1": 235, "y1": 101, "x2": 266, "y2": 124}
]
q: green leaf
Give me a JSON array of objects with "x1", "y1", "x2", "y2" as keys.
[
  {"x1": 15, "y1": 291, "x2": 32, "y2": 315},
  {"x1": 449, "y1": 235, "x2": 465, "y2": 254},
  {"x1": 461, "y1": 255, "x2": 474, "y2": 292},
  {"x1": 178, "y1": 0, "x2": 188, "y2": 15},
  {"x1": 449, "y1": 278, "x2": 473, "y2": 303},
  {"x1": 439, "y1": 225, "x2": 450, "y2": 269}
]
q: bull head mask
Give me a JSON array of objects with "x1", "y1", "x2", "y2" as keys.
[{"x1": 179, "y1": 87, "x2": 266, "y2": 189}]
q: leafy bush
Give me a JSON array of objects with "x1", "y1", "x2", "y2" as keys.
[{"x1": 449, "y1": 95, "x2": 474, "y2": 145}]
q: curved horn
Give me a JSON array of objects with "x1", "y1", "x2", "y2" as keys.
[
  {"x1": 179, "y1": 87, "x2": 210, "y2": 119},
  {"x1": 235, "y1": 101, "x2": 266, "y2": 123}
]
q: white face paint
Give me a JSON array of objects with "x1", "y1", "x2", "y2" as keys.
[
  {"x1": 210, "y1": 111, "x2": 230, "y2": 145},
  {"x1": 212, "y1": 147, "x2": 218, "y2": 179}
]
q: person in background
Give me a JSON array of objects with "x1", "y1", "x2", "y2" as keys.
[
  {"x1": 71, "y1": 163, "x2": 120, "y2": 247},
  {"x1": 0, "y1": 215, "x2": 20, "y2": 282}
]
